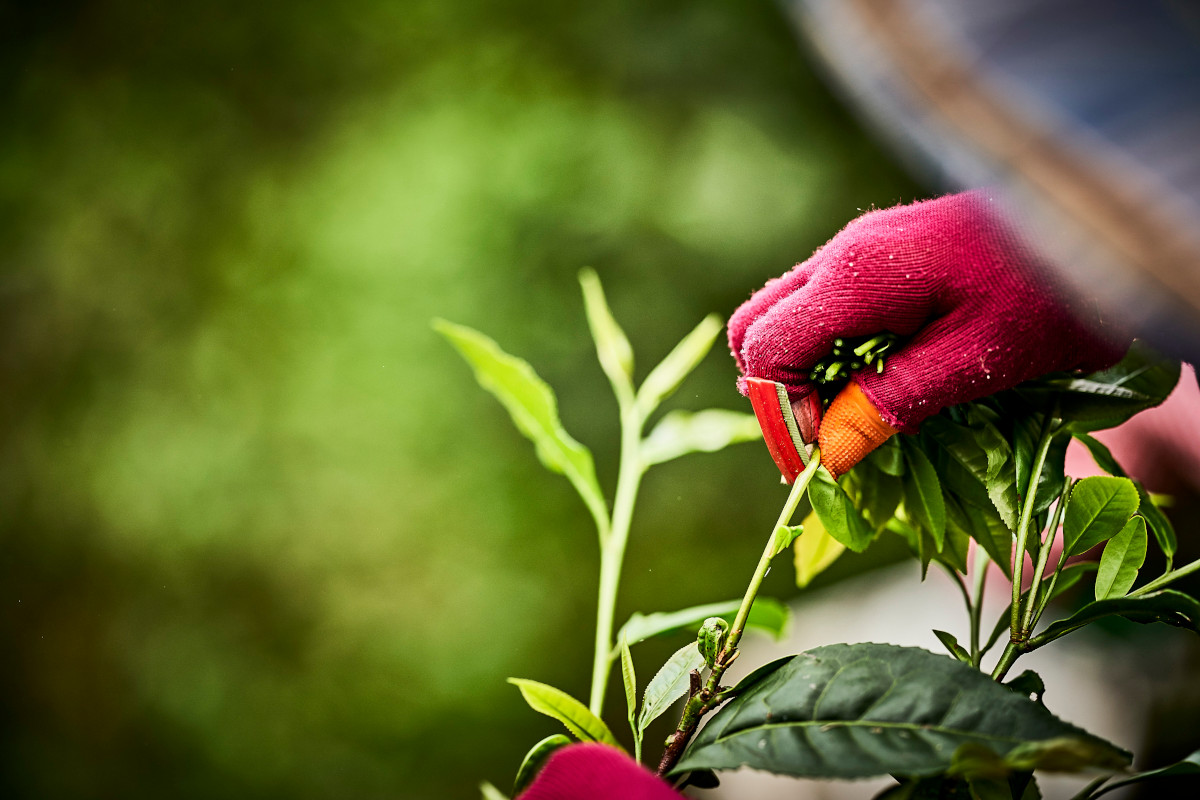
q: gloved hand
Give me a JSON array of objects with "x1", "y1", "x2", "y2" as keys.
[
  {"x1": 519, "y1": 743, "x2": 682, "y2": 800},
  {"x1": 729, "y1": 191, "x2": 1127, "y2": 477}
]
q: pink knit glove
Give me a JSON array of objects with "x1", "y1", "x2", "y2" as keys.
[
  {"x1": 518, "y1": 744, "x2": 682, "y2": 800},
  {"x1": 729, "y1": 192, "x2": 1127, "y2": 475}
]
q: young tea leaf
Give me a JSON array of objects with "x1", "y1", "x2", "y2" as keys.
[
  {"x1": 617, "y1": 598, "x2": 789, "y2": 647},
  {"x1": 618, "y1": 636, "x2": 641, "y2": 761},
  {"x1": 1062, "y1": 476, "x2": 1139, "y2": 556},
  {"x1": 809, "y1": 467, "x2": 873, "y2": 552},
  {"x1": 901, "y1": 438, "x2": 947, "y2": 550},
  {"x1": 508, "y1": 678, "x2": 620, "y2": 746},
  {"x1": 578, "y1": 268, "x2": 634, "y2": 395},
  {"x1": 641, "y1": 409, "x2": 761, "y2": 466},
  {"x1": 434, "y1": 320, "x2": 608, "y2": 532},
  {"x1": 638, "y1": 643, "x2": 705, "y2": 735},
  {"x1": 793, "y1": 511, "x2": 846, "y2": 588},
  {"x1": 770, "y1": 524, "x2": 804, "y2": 559},
  {"x1": 480, "y1": 781, "x2": 510, "y2": 800},
  {"x1": 513, "y1": 735, "x2": 572, "y2": 795},
  {"x1": 933, "y1": 630, "x2": 972, "y2": 664},
  {"x1": 635, "y1": 314, "x2": 723, "y2": 415},
  {"x1": 1095, "y1": 517, "x2": 1148, "y2": 600},
  {"x1": 674, "y1": 644, "x2": 1129, "y2": 779}
]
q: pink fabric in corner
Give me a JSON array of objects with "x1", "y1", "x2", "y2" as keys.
[
  {"x1": 519, "y1": 743, "x2": 682, "y2": 800},
  {"x1": 728, "y1": 192, "x2": 1126, "y2": 433}
]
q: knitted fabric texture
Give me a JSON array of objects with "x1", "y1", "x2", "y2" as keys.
[
  {"x1": 519, "y1": 743, "x2": 681, "y2": 800},
  {"x1": 729, "y1": 191, "x2": 1126, "y2": 435}
]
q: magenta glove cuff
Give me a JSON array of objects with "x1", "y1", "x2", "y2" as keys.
[
  {"x1": 518, "y1": 743, "x2": 682, "y2": 800},
  {"x1": 729, "y1": 192, "x2": 1127, "y2": 433}
]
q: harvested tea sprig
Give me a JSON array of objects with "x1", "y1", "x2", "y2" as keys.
[{"x1": 808, "y1": 333, "x2": 899, "y2": 405}]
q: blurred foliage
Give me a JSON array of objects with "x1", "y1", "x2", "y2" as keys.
[{"x1": 0, "y1": 1, "x2": 918, "y2": 798}]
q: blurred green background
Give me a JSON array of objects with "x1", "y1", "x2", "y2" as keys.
[{"x1": 0, "y1": 1, "x2": 920, "y2": 798}]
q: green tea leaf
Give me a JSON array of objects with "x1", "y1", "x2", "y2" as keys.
[
  {"x1": 480, "y1": 781, "x2": 509, "y2": 800},
  {"x1": 508, "y1": 678, "x2": 620, "y2": 746},
  {"x1": 579, "y1": 268, "x2": 634, "y2": 395},
  {"x1": 1072, "y1": 434, "x2": 1178, "y2": 558},
  {"x1": 793, "y1": 511, "x2": 846, "y2": 588},
  {"x1": 1051, "y1": 342, "x2": 1180, "y2": 431},
  {"x1": 1095, "y1": 517, "x2": 1147, "y2": 600},
  {"x1": 1038, "y1": 562, "x2": 1098, "y2": 606},
  {"x1": 770, "y1": 524, "x2": 804, "y2": 559},
  {"x1": 1004, "y1": 670, "x2": 1046, "y2": 707},
  {"x1": 638, "y1": 643, "x2": 705, "y2": 735},
  {"x1": 855, "y1": 465, "x2": 904, "y2": 533},
  {"x1": 641, "y1": 409, "x2": 761, "y2": 466},
  {"x1": 435, "y1": 320, "x2": 608, "y2": 533},
  {"x1": 933, "y1": 630, "x2": 971, "y2": 664},
  {"x1": 868, "y1": 437, "x2": 906, "y2": 476},
  {"x1": 674, "y1": 644, "x2": 1129, "y2": 779},
  {"x1": 635, "y1": 314, "x2": 723, "y2": 415},
  {"x1": 946, "y1": 493, "x2": 1013, "y2": 579},
  {"x1": 1087, "y1": 749, "x2": 1200, "y2": 797},
  {"x1": 1072, "y1": 433, "x2": 1124, "y2": 477},
  {"x1": 1013, "y1": 422, "x2": 1068, "y2": 516},
  {"x1": 924, "y1": 416, "x2": 1019, "y2": 531},
  {"x1": 901, "y1": 438, "x2": 946, "y2": 550},
  {"x1": 1062, "y1": 477, "x2": 1139, "y2": 556},
  {"x1": 619, "y1": 636, "x2": 640, "y2": 761},
  {"x1": 1033, "y1": 590, "x2": 1200, "y2": 646},
  {"x1": 617, "y1": 598, "x2": 789, "y2": 648},
  {"x1": 809, "y1": 467, "x2": 873, "y2": 553},
  {"x1": 513, "y1": 735, "x2": 572, "y2": 795}
]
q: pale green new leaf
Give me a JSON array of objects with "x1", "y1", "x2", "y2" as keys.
[
  {"x1": 641, "y1": 409, "x2": 761, "y2": 465},
  {"x1": 579, "y1": 268, "x2": 634, "y2": 396},
  {"x1": 508, "y1": 678, "x2": 619, "y2": 746},
  {"x1": 793, "y1": 511, "x2": 845, "y2": 588},
  {"x1": 479, "y1": 781, "x2": 509, "y2": 800},
  {"x1": 435, "y1": 320, "x2": 608, "y2": 534},
  {"x1": 1095, "y1": 517, "x2": 1148, "y2": 600},
  {"x1": 619, "y1": 636, "x2": 641, "y2": 761},
  {"x1": 636, "y1": 314, "x2": 723, "y2": 415},
  {"x1": 770, "y1": 524, "x2": 804, "y2": 559},
  {"x1": 638, "y1": 643, "x2": 705, "y2": 735},
  {"x1": 1063, "y1": 476, "x2": 1139, "y2": 556},
  {"x1": 617, "y1": 599, "x2": 789, "y2": 647}
]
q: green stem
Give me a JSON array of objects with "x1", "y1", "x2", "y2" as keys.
[
  {"x1": 991, "y1": 640, "x2": 1021, "y2": 681},
  {"x1": 1010, "y1": 413, "x2": 1057, "y2": 642},
  {"x1": 969, "y1": 545, "x2": 989, "y2": 667},
  {"x1": 1020, "y1": 484, "x2": 1069, "y2": 634},
  {"x1": 657, "y1": 453, "x2": 821, "y2": 776},
  {"x1": 1129, "y1": 556, "x2": 1200, "y2": 597},
  {"x1": 589, "y1": 405, "x2": 644, "y2": 715}
]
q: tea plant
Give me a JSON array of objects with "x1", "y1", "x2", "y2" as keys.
[{"x1": 439, "y1": 273, "x2": 1200, "y2": 800}]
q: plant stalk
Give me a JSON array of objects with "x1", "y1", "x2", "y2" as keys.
[
  {"x1": 969, "y1": 545, "x2": 989, "y2": 667},
  {"x1": 657, "y1": 453, "x2": 821, "y2": 776},
  {"x1": 589, "y1": 404, "x2": 645, "y2": 715},
  {"x1": 1020, "y1": 485, "x2": 1070, "y2": 634},
  {"x1": 1009, "y1": 413, "x2": 1057, "y2": 642},
  {"x1": 1129, "y1": 556, "x2": 1200, "y2": 596}
]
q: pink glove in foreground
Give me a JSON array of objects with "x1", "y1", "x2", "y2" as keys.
[
  {"x1": 729, "y1": 191, "x2": 1127, "y2": 475},
  {"x1": 519, "y1": 743, "x2": 682, "y2": 800}
]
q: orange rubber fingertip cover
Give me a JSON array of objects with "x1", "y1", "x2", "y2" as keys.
[{"x1": 818, "y1": 382, "x2": 898, "y2": 477}]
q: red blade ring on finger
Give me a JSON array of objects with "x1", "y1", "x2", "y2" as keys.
[{"x1": 745, "y1": 378, "x2": 821, "y2": 484}]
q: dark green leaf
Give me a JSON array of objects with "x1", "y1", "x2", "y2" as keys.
[
  {"x1": 1072, "y1": 434, "x2": 1124, "y2": 477},
  {"x1": 868, "y1": 436, "x2": 906, "y2": 476},
  {"x1": 1004, "y1": 671, "x2": 1046, "y2": 707},
  {"x1": 508, "y1": 678, "x2": 620, "y2": 746},
  {"x1": 809, "y1": 467, "x2": 873, "y2": 552},
  {"x1": 635, "y1": 314, "x2": 723, "y2": 415},
  {"x1": 1013, "y1": 421, "x2": 1068, "y2": 516},
  {"x1": 901, "y1": 438, "x2": 947, "y2": 550},
  {"x1": 513, "y1": 735, "x2": 572, "y2": 795},
  {"x1": 435, "y1": 321, "x2": 608, "y2": 530},
  {"x1": 674, "y1": 644, "x2": 1129, "y2": 779},
  {"x1": 946, "y1": 494, "x2": 1013, "y2": 579},
  {"x1": 617, "y1": 598, "x2": 789, "y2": 648},
  {"x1": 856, "y1": 465, "x2": 904, "y2": 533},
  {"x1": 1095, "y1": 517, "x2": 1147, "y2": 600},
  {"x1": 638, "y1": 643, "x2": 705, "y2": 735},
  {"x1": 578, "y1": 268, "x2": 634, "y2": 395},
  {"x1": 1062, "y1": 477, "x2": 1139, "y2": 556},
  {"x1": 641, "y1": 409, "x2": 761, "y2": 465},
  {"x1": 934, "y1": 630, "x2": 971, "y2": 664},
  {"x1": 1033, "y1": 590, "x2": 1200, "y2": 647},
  {"x1": 1088, "y1": 749, "x2": 1200, "y2": 797},
  {"x1": 677, "y1": 769, "x2": 721, "y2": 789},
  {"x1": 1051, "y1": 342, "x2": 1180, "y2": 431},
  {"x1": 924, "y1": 416, "x2": 1019, "y2": 531}
]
